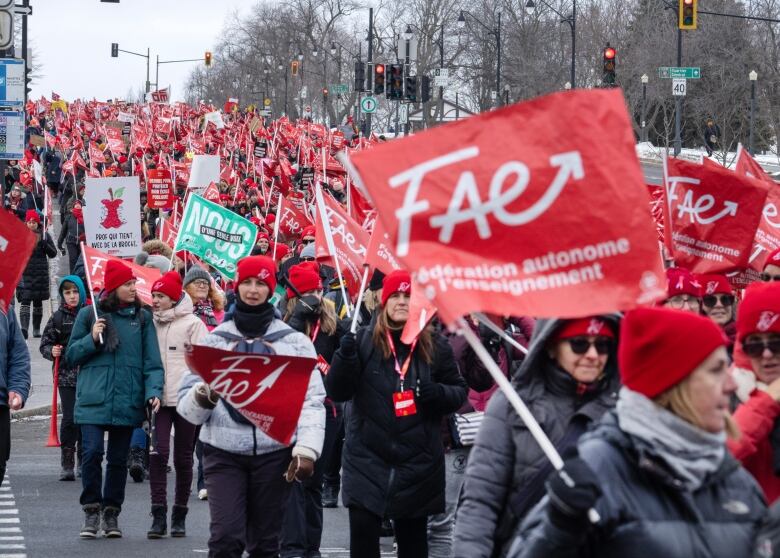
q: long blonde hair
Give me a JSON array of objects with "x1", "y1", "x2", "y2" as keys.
[
  {"x1": 654, "y1": 379, "x2": 740, "y2": 439},
  {"x1": 284, "y1": 295, "x2": 338, "y2": 337},
  {"x1": 372, "y1": 305, "x2": 433, "y2": 364}
]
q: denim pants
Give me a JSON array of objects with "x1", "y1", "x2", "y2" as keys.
[
  {"x1": 427, "y1": 447, "x2": 470, "y2": 558},
  {"x1": 130, "y1": 426, "x2": 147, "y2": 450},
  {"x1": 79, "y1": 424, "x2": 134, "y2": 509}
]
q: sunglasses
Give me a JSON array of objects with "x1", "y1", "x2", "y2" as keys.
[
  {"x1": 761, "y1": 273, "x2": 780, "y2": 282},
  {"x1": 302, "y1": 238, "x2": 314, "y2": 245},
  {"x1": 702, "y1": 294, "x2": 735, "y2": 308},
  {"x1": 567, "y1": 337, "x2": 613, "y2": 356},
  {"x1": 743, "y1": 338, "x2": 780, "y2": 358}
]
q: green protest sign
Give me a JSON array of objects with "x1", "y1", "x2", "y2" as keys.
[{"x1": 174, "y1": 195, "x2": 257, "y2": 279}]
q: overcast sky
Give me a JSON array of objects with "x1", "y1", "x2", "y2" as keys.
[{"x1": 29, "y1": 0, "x2": 256, "y2": 102}]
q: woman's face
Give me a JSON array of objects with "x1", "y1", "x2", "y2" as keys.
[
  {"x1": 702, "y1": 293, "x2": 735, "y2": 325},
  {"x1": 550, "y1": 336, "x2": 611, "y2": 384},
  {"x1": 25, "y1": 220, "x2": 38, "y2": 231},
  {"x1": 257, "y1": 238, "x2": 269, "y2": 251},
  {"x1": 685, "y1": 346, "x2": 735, "y2": 433},
  {"x1": 189, "y1": 279, "x2": 210, "y2": 302},
  {"x1": 301, "y1": 288, "x2": 323, "y2": 301},
  {"x1": 151, "y1": 292, "x2": 174, "y2": 311},
  {"x1": 744, "y1": 332, "x2": 780, "y2": 384},
  {"x1": 385, "y1": 292, "x2": 410, "y2": 323},
  {"x1": 237, "y1": 277, "x2": 269, "y2": 306},
  {"x1": 116, "y1": 279, "x2": 137, "y2": 304}
]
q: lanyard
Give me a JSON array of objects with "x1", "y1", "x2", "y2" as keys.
[
  {"x1": 310, "y1": 320, "x2": 320, "y2": 343},
  {"x1": 386, "y1": 332, "x2": 417, "y2": 390}
]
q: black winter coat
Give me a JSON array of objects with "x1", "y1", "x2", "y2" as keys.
[
  {"x1": 39, "y1": 305, "x2": 80, "y2": 387},
  {"x1": 510, "y1": 412, "x2": 767, "y2": 558},
  {"x1": 327, "y1": 325, "x2": 467, "y2": 518},
  {"x1": 16, "y1": 232, "x2": 56, "y2": 301},
  {"x1": 57, "y1": 213, "x2": 83, "y2": 249}
]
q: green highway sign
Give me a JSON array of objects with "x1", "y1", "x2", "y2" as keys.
[
  {"x1": 658, "y1": 67, "x2": 701, "y2": 79},
  {"x1": 330, "y1": 84, "x2": 349, "y2": 94}
]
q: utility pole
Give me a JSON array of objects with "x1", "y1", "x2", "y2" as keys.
[
  {"x1": 21, "y1": 0, "x2": 29, "y2": 103},
  {"x1": 438, "y1": 25, "x2": 444, "y2": 123},
  {"x1": 366, "y1": 7, "x2": 374, "y2": 136},
  {"x1": 674, "y1": 28, "x2": 682, "y2": 155},
  {"x1": 403, "y1": 34, "x2": 410, "y2": 135},
  {"x1": 496, "y1": 11, "x2": 501, "y2": 106}
]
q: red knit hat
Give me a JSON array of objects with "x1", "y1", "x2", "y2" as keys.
[
  {"x1": 273, "y1": 243, "x2": 290, "y2": 261},
  {"x1": 24, "y1": 209, "x2": 40, "y2": 224},
  {"x1": 552, "y1": 317, "x2": 616, "y2": 342},
  {"x1": 382, "y1": 270, "x2": 412, "y2": 306},
  {"x1": 737, "y1": 282, "x2": 780, "y2": 342},
  {"x1": 665, "y1": 267, "x2": 701, "y2": 298},
  {"x1": 619, "y1": 307, "x2": 727, "y2": 398},
  {"x1": 764, "y1": 248, "x2": 780, "y2": 271},
  {"x1": 286, "y1": 264, "x2": 321, "y2": 299},
  {"x1": 301, "y1": 225, "x2": 316, "y2": 240},
  {"x1": 104, "y1": 259, "x2": 136, "y2": 293},
  {"x1": 697, "y1": 274, "x2": 732, "y2": 296},
  {"x1": 236, "y1": 255, "x2": 277, "y2": 293},
  {"x1": 256, "y1": 232, "x2": 270, "y2": 242},
  {"x1": 151, "y1": 271, "x2": 183, "y2": 302},
  {"x1": 266, "y1": 213, "x2": 276, "y2": 224}
]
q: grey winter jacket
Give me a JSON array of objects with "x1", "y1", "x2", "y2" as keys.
[
  {"x1": 177, "y1": 318, "x2": 326, "y2": 458},
  {"x1": 453, "y1": 317, "x2": 621, "y2": 558},
  {"x1": 508, "y1": 412, "x2": 767, "y2": 558}
]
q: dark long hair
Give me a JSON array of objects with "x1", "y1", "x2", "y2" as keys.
[
  {"x1": 98, "y1": 290, "x2": 142, "y2": 313},
  {"x1": 372, "y1": 306, "x2": 433, "y2": 364}
]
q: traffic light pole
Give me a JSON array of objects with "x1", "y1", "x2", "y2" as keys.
[
  {"x1": 117, "y1": 47, "x2": 151, "y2": 93},
  {"x1": 155, "y1": 56, "x2": 203, "y2": 90},
  {"x1": 21, "y1": 0, "x2": 29, "y2": 104},
  {"x1": 404, "y1": 39, "x2": 410, "y2": 136},
  {"x1": 366, "y1": 7, "x2": 374, "y2": 137},
  {"x1": 674, "y1": 28, "x2": 682, "y2": 156},
  {"x1": 438, "y1": 26, "x2": 444, "y2": 123}
]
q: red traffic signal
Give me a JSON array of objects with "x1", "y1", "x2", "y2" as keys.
[
  {"x1": 603, "y1": 46, "x2": 616, "y2": 60},
  {"x1": 375, "y1": 63, "x2": 385, "y2": 74}
]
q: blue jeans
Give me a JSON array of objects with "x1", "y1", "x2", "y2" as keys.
[
  {"x1": 130, "y1": 427, "x2": 147, "y2": 450},
  {"x1": 79, "y1": 425, "x2": 134, "y2": 509}
]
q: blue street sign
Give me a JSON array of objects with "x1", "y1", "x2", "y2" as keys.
[{"x1": 0, "y1": 59, "x2": 25, "y2": 106}]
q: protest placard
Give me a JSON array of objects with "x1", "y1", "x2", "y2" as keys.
[{"x1": 84, "y1": 176, "x2": 142, "y2": 258}]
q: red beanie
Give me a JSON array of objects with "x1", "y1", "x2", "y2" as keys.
[
  {"x1": 301, "y1": 225, "x2": 316, "y2": 240},
  {"x1": 665, "y1": 267, "x2": 701, "y2": 298},
  {"x1": 236, "y1": 255, "x2": 277, "y2": 293},
  {"x1": 765, "y1": 248, "x2": 780, "y2": 271},
  {"x1": 151, "y1": 271, "x2": 183, "y2": 302},
  {"x1": 266, "y1": 213, "x2": 276, "y2": 224},
  {"x1": 286, "y1": 264, "x2": 322, "y2": 299},
  {"x1": 273, "y1": 243, "x2": 290, "y2": 261},
  {"x1": 552, "y1": 317, "x2": 616, "y2": 341},
  {"x1": 257, "y1": 232, "x2": 270, "y2": 242},
  {"x1": 697, "y1": 274, "x2": 732, "y2": 296},
  {"x1": 382, "y1": 270, "x2": 412, "y2": 306},
  {"x1": 104, "y1": 259, "x2": 136, "y2": 293},
  {"x1": 24, "y1": 209, "x2": 40, "y2": 224},
  {"x1": 737, "y1": 281, "x2": 780, "y2": 342},
  {"x1": 619, "y1": 307, "x2": 727, "y2": 398}
]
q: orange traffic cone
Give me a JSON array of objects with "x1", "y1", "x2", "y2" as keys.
[{"x1": 46, "y1": 356, "x2": 60, "y2": 447}]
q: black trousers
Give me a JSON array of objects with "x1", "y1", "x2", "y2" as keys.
[
  {"x1": 203, "y1": 444, "x2": 292, "y2": 558},
  {"x1": 0, "y1": 406, "x2": 10, "y2": 486},
  {"x1": 348, "y1": 506, "x2": 428, "y2": 558},
  {"x1": 322, "y1": 402, "x2": 344, "y2": 490},
  {"x1": 58, "y1": 386, "x2": 80, "y2": 450}
]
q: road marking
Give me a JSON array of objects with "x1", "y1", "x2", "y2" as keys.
[{"x1": 0, "y1": 480, "x2": 24, "y2": 558}]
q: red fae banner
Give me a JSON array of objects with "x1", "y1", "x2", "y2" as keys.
[
  {"x1": 0, "y1": 210, "x2": 37, "y2": 312},
  {"x1": 365, "y1": 218, "x2": 403, "y2": 275},
  {"x1": 185, "y1": 344, "x2": 316, "y2": 445},
  {"x1": 664, "y1": 156, "x2": 768, "y2": 274},
  {"x1": 147, "y1": 169, "x2": 175, "y2": 209},
  {"x1": 82, "y1": 245, "x2": 162, "y2": 305},
  {"x1": 348, "y1": 89, "x2": 665, "y2": 322}
]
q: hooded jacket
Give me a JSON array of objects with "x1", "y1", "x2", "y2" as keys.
[
  {"x1": 16, "y1": 230, "x2": 57, "y2": 301},
  {"x1": 453, "y1": 316, "x2": 621, "y2": 558},
  {"x1": 0, "y1": 306, "x2": 30, "y2": 407},
  {"x1": 39, "y1": 275, "x2": 87, "y2": 387}
]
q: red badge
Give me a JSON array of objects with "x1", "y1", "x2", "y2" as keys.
[
  {"x1": 315, "y1": 354, "x2": 330, "y2": 376},
  {"x1": 393, "y1": 390, "x2": 417, "y2": 417}
]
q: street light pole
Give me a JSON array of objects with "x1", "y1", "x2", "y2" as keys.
[
  {"x1": 496, "y1": 11, "x2": 501, "y2": 105},
  {"x1": 641, "y1": 74, "x2": 648, "y2": 143},
  {"x1": 404, "y1": 30, "x2": 411, "y2": 136},
  {"x1": 439, "y1": 25, "x2": 445, "y2": 123},
  {"x1": 674, "y1": 28, "x2": 682, "y2": 156},
  {"x1": 749, "y1": 70, "x2": 758, "y2": 155}
]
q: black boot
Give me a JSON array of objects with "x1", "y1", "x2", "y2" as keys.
[
  {"x1": 146, "y1": 505, "x2": 167, "y2": 539},
  {"x1": 60, "y1": 447, "x2": 75, "y2": 481},
  {"x1": 18, "y1": 305, "x2": 29, "y2": 340},
  {"x1": 128, "y1": 447, "x2": 145, "y2": 483},
  {"x1": 170, "y1": 505, "x2": 187, "y2": 538},
  {"x1": 101, "y1": 506, "x2": 122, "y2": 538},
  {"x1": 32, "y1": 306, "x2": 43, "y2": 338},
  {"x1": 80, "y1": 504, "x2": 101, "y2": 539},
  {"x1": 322, "y1": 483, "x2": 339, "y2": 508}
]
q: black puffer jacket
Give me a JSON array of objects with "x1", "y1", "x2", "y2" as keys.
[
  {"x1": 16, "y1": 232, "x2": 57, "y2": 301},
  {"x1": 39, "y1": 275, "x2": 88, "y2": 387},
  {"x1": 453, "y1": 317, "x2": 621, "y2": 558},
  {"x1": 509, "y1": 412, "x2": 767, "y2": 558},
  {"x1": 57, "y1": 199, "x2": 84, "y2": 249},
  {"x1": 327, "y1": 323, "x2": 467, "y2": 519}
]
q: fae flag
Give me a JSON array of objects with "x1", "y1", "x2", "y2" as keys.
[
  {"x1": 185, "y1": 344, "x2": 316, "y2": 445},
  {"x1": 0, "y1": 210, "x2": 37, "y2": 312},
  {"x1": 82, "y1": 245, "x2": 161, "y2": 305},
  {"x1": 174, "y1": 195, "x2": 257, "y2": 279},
  {"x1": 348, "y1": 89, "x2": 665, "y2": 322}
]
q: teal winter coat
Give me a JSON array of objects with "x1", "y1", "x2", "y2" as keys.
[{"x1": 66, "y1": 305, "x2": 164, "y2": 427}]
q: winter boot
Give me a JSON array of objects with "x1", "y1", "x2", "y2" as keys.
[
  {"x1": 80, "y1": 504, "x2": 101, "y2": 539},
  {"x1": 146, "y1": 505, "x2": 167, "y2": 539},
  {"x1": 322, "y1": 483, "x2": 339, "y2": 508},
  {"x1": 170, "y1": 505, "x2": 188, "y2": 537},
  {"x1": 32, "y1": 306, "x2": 43, "y2": 338},
  {"x1": 101, "y1": 506, "x2": 122, "y2": 538},
  {"x1": 18, "y1": 305, "x2": 29, "y2": 340},
  {"x1": 128, "y1": 447, "x2": 145, "y2": 483},
  {"x1": 59, "y1": 447, "x2": 75, "y2": 481}
]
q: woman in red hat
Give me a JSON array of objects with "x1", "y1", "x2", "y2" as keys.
[
  {"x1": 697, "y1": 274, "x2": 737, "y2": 353},
  {"x1": 16, "y1": 209, "x2": 57, "y2": 339},
  {"x1": 327, "y1": 270, "x2": 467, "y2": 558},
  {"x1": 660, "y1": 267, "x2": 701, "y2": 314},
  {"x1": 511, "y1": 307, "x2": 765, "y2": 558}
]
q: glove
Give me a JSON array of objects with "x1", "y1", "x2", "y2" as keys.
[
  {"x1": 59, "y1": 248, "x2": 66, "y2": 256},
  {"x1": 546, "y1": 457, "x2": 602, "y2": 531},
  {"x1": 415, "y1": 377, "x2": 444, "y2": 407},
  {"x1": 193, "y1": 382, "x2": 220, "y2": 409},
  {"x1": 477, "y1": 323, "x2": 502, "y2": 357},
  {"x1": 284, "y1": 456, "x2": 315, "y2": 482},
  {"x1": 339, "y1": 332, "x2": 357, "y2": 356}
]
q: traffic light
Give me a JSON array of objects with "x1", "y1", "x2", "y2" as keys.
[
  {"x1": 291, "y1": 60, "x2": 300, "y2": 76},
  {"x1": 205, "y1": 51, "x2": 213, "y2": 67},
  {"x1": 322, "y1": 87, "x2": 329, "y2": 98},
  {"x1": 404, "y1": 76, "x2": 417, "y2": 102},
  {"x1": 387, "y1": 64, "x2": 404, "y2": 100},
  {"x1": 111, "y1": 43, "x2": 118, "y2": 57},
  {"x1": 679, "y1": 0, "x2": 697, "y2": 30},
  {"x1": 354, "y1": 61, "x2": 365, "y2": 92},
  {"x1": 420, "y1": 76, "x2": 431, "y2": 103},
  {"x1": 602, "y1": 44, "x2": 616, "y2": 87},
  {"x1": 373, "y1": 63, "x2": 385, "y2": 95}
]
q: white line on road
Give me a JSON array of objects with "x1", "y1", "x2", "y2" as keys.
[{"x1": 0, "y1": 529, "x2": 19, "y2": 533}]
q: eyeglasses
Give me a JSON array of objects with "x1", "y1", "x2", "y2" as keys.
[
  {"x1": 191, "y1": 279, "x2": 210, "y2": 288},
  {"x1": 300, "y1": 257, "x2": 315, "y2": 262},
  {"x1": 702, "y1": 294, "x2": 735, "y2": 308},
  {"x1": 566, "y1": 337, "x2": 613, "y2": 356},
  {"x1": 665, "y1": 295, "x2": 701, "y2": 309},
  {"x1": 743, "y1": 338, "x2": 780, "y2": 358},
  {"x1": 761, "y1": 273, "x2": 780, "y2": 282}
]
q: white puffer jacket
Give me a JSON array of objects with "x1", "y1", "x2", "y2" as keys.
[
  {"x1": 177, "y1": 318, "x2": 326, "y2": 459},
  {"x1": 153, "y1": 293, "x2": 208, "y2": 407}
]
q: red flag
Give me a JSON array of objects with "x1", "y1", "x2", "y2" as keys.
[
  {"x1": 184, "y1": 344, "x2": 316, "y2": 445},
  {"x1": 348, "y1": 89, "x2": 666, "y2": 323},
  {"x1": 400, "y1": 280, "x2": 437, "y2": 345},
  {"x1": 278, "y1": 200, "x2": 312, "y2": 238},
  {"x1": 664, "y1": 156, "x2": 769, "y2": 274},
  {"x1": 0, "y1": 210, "x2": 37, "y2": 312},
  {"x1": 147, "y1": 169, "x2": 175, "y2": 209},
  {"x1": 202, "y1": 181, "x2": 221, "y2": 203},
  {"x1": 88, "y1": 143, "x2": 106, "y2": 164},
  {"x1": 82, "y1": 245, "x2": 162, "y2": 305},
  {"x1": 365, "y1": 218, "x2": 403, "y2": 275},
  {"x1": 158, "y1": 216, "x2": 179, "y2": 249}
]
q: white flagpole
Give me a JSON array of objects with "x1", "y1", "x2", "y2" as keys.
[
  {"x1": 315, "y1": 184, "x2": 351, "y2": 318},
  {"x1": 80, "y1": 241, "x2": 103, "y2": 345},
  {"x1": 271, "y1": 193, "x2": 283, "y2": 260},
  {"x1": 350, "y1": 265, "x2": 370, "y2": 333},
  {"x1": 473, "y1": 313, "x2": 529, "y2": 355}
]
